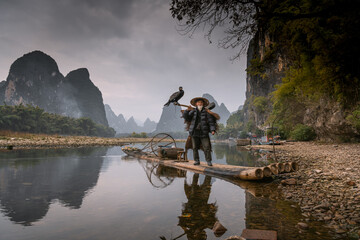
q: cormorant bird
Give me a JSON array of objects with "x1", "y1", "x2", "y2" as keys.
[{"x1": 164, "y1": 86, "x2": 184, "y2": 106}]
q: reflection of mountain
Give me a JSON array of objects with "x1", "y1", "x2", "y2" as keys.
[
  {"x1": 178, "y1": 174, "x2": 218, "y2": 240},
  {"x1": 0, "y1": 148, "x2": 106, "y2": 226}
]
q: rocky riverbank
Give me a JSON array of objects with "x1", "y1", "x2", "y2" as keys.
[
  {"x1": 0, "y1": 133, "x2": 183, "y2": 149},
  {"x1": 252, "y1": 142, "x2": 360, "y2": 239}
]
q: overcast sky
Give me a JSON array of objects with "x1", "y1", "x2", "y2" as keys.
[{"x1": 0, "y1": 0, "x2": 247, "y2": 123}]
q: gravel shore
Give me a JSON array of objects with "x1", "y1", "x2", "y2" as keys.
[
  {"x1": 252, "y1": 142, "x2": 360, "y2": 238},
  {"x1": 0, "y1": 134, "x2": 184, "y2": 149}
]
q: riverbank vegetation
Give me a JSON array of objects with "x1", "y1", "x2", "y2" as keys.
[{"x1": 0, "y1": 105, "x2": 115, "y2": 137}]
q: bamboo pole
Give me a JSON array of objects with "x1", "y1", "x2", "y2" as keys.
[
  {"x1": 276, "y1": 163, "x2": 285, "y2": 173},
  {"x1": 268, "y1": 163, "x2": 279, "y2": 175},
  {"x1": 290, "y1": 162, "x2": 299, "y2": 172},
  {"x1": 239, "y1": 168, "x2": 264, "y2": 180},
  {"x1": 261, "y1": 166, "x2": 272, "y2": 178},
  {"x1": 284, "y1": 162, "x2": 292, "y2": 172}
]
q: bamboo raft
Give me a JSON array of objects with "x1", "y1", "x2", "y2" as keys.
[
  {"x1": 122, "y1": 133, "x2": 298, "y2": 181},
  {"x1": 123, "y1": 149, "x2": 298, "y2": 181}
]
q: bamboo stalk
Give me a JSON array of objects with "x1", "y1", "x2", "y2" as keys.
[
  {"x1": 276, "y1": 163, "x2": 285, "y2": 173},
  {"x1": 239, "y1": 168, "x2": 264, "y2": 180},
  {"x1": 284, "y1": 162, "x2": 292, "y2": 172},
  {"x1": 290, "y1": 162, "x2": 299, "y2": 172},
  {"x1": 269, "y1": 163, "x2": 279, "y2": 175},
  {"x1": 261, "y1": 166, "x2": 272, "y2": 178}
]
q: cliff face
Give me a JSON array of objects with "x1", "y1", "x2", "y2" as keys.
[
  {"x1": 3, "y1": 51, "x2": 67, "y2": 114},
  {"x1": 245, "y1": 33, "x2": 358, "y2": 140},
  {"x1": 245, "y1": 33, "x2": 286, "y2": 99},
  {"x1": 0, "y1": 51, "x2": 108, "y2": 126},
  {"x1": 243, "y1": 32, "x2": 286, "y2": 127},
  {"x1": 65, "y1": 68, "x2": 108, "y2": 126}
]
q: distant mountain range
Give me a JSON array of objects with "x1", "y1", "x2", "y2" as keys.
[
  {"x1": 105, "y1": 104, "x2": 157, "y2": 134},
  {"x1": 0, "y1": 51, "x2": 233, "y2": 134},
  {"x1": 0, "y1": 51, "x2": 108, "y2": 126}
]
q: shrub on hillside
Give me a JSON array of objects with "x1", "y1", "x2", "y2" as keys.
[{"x1": 290, "y1": 124, "x2": 316, "y2": 141}]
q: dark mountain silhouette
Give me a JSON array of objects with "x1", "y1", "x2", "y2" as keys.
[{"x1": 0, "y1": 51, "x2": 108, "y2": 126}]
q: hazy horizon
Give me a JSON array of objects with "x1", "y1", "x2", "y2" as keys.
[{"x1": 0, "y1": 0, "x2": 248, "y2": 122}]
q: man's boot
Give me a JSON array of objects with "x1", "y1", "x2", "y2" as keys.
[
  {"x1": 207, "y1": 161, "x2": 213, "y2": 166},
  {"x1": 194, "y1": 160, "x2": 200, "y2": 165}
]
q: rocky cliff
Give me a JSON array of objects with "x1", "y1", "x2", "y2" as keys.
[
  {"x1": 244, "y1": 32, "x2": 358, "y2": 141},
  {"x1": 65, "y1": 68, "x2": 108, "y2": 126},
  {"x1": 0, "y1": 51, "x2": 108, "y2": 126}
]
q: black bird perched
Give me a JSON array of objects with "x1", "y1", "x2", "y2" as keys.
[{"x1": 164, "y1": 86, "x2": 184, "y2": 106}]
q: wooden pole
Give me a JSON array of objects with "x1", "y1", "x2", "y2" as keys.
[
  {"x1": 269, "y1": 163, "x2": 279, "y2": 175},
  {"x1": 290, "y1": 162, "x2": 299, "y2": 172},
  {"x1": 239, "y1": 168, "x2": 264, "y2": 180},
  {"x1": 261, "y1": 166, "x2": 272, "y2": 178},
  {"x1": 276, "y1": 162, "x2": 285, "y2": 173}
]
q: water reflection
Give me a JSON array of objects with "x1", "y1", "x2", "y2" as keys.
[
  {"x1": 213, "y1": 144, "x2": 272, "y2": 166},
  {"x1": 138, "y1": 161, "x2": 186, "y2": 189},
  {"x1": 0, "y1": 148, "x2": 106, "y2": 226},
  {"x1": 0, "y1": 146, "x2": 335, "y2": 240},
  {"x1": 175, "y1": 142, "x2": 272, "y2": 166},
  {"x1": 179, "y1": 174, "x2": 217, "y2": 240}
]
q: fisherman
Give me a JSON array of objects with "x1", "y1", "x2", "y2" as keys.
[{"x1": 183, "y1": 97, "x2": 216, "y2": 166}]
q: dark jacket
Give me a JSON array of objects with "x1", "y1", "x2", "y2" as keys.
[{"x1": 183, "y1": 108, "x2": 216, "y2": 137}]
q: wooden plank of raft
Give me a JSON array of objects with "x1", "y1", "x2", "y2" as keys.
[{"x1": 138, "y1": 155, "x2": 265, "y2": 180}]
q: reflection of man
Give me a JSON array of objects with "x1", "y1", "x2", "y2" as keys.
[
  {"x1": 183, "y1": 97, "x2": 216, "y2": 166},
  {"x1": 178, "y1": 174, "x2": 217, "y2": 240}
]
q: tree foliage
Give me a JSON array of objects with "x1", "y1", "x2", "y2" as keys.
[{"x1": 0, "y1": 104, "x2": 115, "y2": 137}]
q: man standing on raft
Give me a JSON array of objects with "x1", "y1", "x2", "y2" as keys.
[{"x1": 183, "y1": 97, "x2": 216, "y2": 166}]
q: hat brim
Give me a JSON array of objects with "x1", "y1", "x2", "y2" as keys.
[{"x1": 190, "y1": 97, "x2": 209, "y2": 107}]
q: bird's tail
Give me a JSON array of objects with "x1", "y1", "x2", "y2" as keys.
[{"x1": 164, "y1": 101, "x2": 170, "y2": 107}]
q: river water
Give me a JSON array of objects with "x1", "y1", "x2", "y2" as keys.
[{"x1": 0, "y1": 143, "x2": 337, "y2": 240}]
